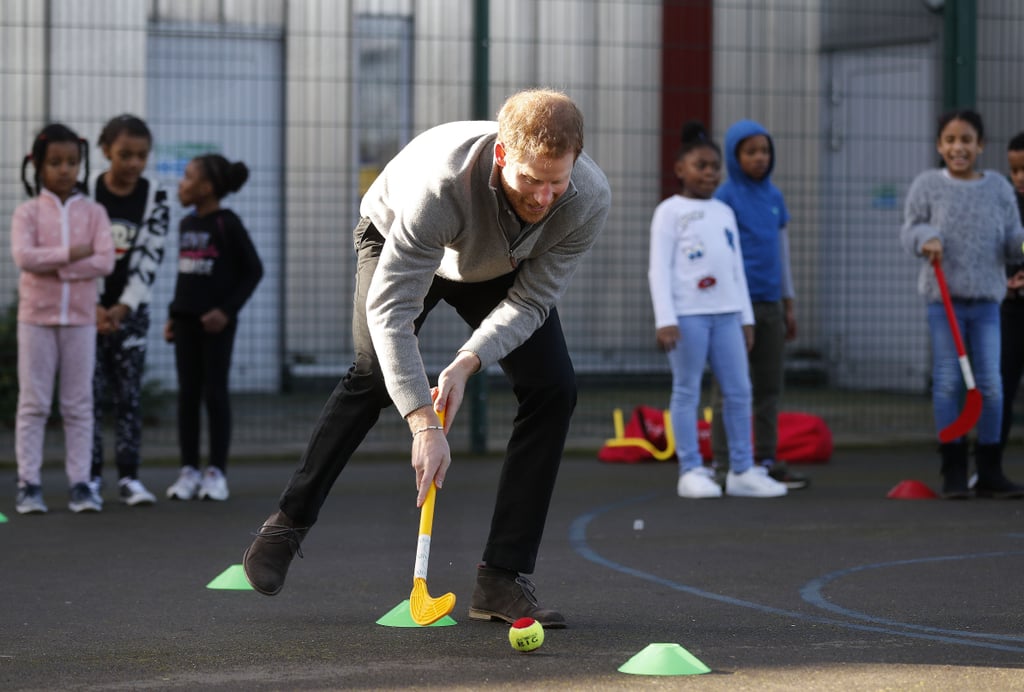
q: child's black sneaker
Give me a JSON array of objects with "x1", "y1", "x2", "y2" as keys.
[{"x1": 764, "y1": 460, "x2": 810, "y2": 490}]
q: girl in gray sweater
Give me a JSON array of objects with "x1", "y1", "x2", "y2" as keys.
[{"x1": 901, "y1": 109, "x2": 1024, "y2": 499}]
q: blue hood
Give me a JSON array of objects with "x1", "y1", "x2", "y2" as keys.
[
  {"x1": 723, "y1": 119, "x2": 775, "y2": 185},
  {"x1": 715, "y1": 119, "x2": 789, "y2": 302}
]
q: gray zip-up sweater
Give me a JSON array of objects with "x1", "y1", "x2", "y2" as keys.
[
  {"x1": 360, "y1": 121, "x2": 611, "y2": 417},
  {"x1": 901, "y1": 169, "x2": 1024, "y2": 302}
]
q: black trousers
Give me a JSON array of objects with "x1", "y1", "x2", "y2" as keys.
[
  {"x1": 1000, "y1": 298, "x2": 1024, "y2": 449},
  {"x1": 279, "y1": 219, "x2": 577, "y2": 574},
  {"x1": 171, "y1": 314, "x2": 238, "y2": 471}
]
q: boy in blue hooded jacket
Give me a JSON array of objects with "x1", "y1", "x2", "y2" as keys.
[{"x1": 709, "y1": 119, "x2": 808, "y2": 489}]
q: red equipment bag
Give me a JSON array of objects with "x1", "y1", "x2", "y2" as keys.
[
  {"x1": 597, "y1": 405, "x2": 671, "y2": 463},
  {"x1": 697, "y1": 418, "x2": 713, "y2": 461},
  {"x1": 696, "y1": 413, "x2": 831, "y2": 462},
  {"x1": 696, "y1": 411, "x2": 832, "y2": 463},
  {"x1": 775, "y1": 411, "x2": 832, "y2": 463},
  {"x1": 600, "y1": 407, "x2": 832, "y2": 464}
]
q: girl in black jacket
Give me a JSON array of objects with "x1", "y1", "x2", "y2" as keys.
[{"x1": 164, "y1": 154, "x2": 263, "y2": 502}]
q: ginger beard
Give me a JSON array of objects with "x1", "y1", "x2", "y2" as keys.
[{"x1": 495, "y1": 142, "x2": 575, "y2": 225}]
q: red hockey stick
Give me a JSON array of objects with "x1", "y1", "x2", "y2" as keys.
[{"x1": 932, "y1": 259, "x2": 983, "y2": 442}]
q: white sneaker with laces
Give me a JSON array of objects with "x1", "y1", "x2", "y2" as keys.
[
  {"x1": 198, "y1": 467, "x2": 229, "y2": 501},
  {"x1": 166, "y1": 466, "x2": 202, "y2": 500},
  {"x1": 677, "y1": 467, "x2": 724, "y2": 499},
  {"x1": 726, "y1": 465, "x2": 788, "y2": 498},
  {"x1": 119, "y1": 478, "x2": 157, "y2": 506}
]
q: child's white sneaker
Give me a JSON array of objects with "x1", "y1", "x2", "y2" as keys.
[
  {"x1": 677, "y1": 467, "x2": 724, "y2": 499},
  {"x1": 726, "y1": 466, "x2": 788, "y2": 498},
  {"x1": 198, "y1": 467, "x2": 229, "y2": 501},
  {"x1": 166, "y1": 466, "x2": 202, "y2": 500},
  {"x1": 119, "y1": 478, "x2": 157, "y2": 506}
]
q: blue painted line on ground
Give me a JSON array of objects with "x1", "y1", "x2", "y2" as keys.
[
  {"x1": 800, "y1": 552, "x2": 1024, "y2": 643},
  {"x1": 568, "y1": 493, "x2": 1024, "y2": 654}
]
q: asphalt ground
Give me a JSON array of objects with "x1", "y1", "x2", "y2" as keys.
[{"x1": 3, "y1": 448, "x2": 1024, "y2": 691}]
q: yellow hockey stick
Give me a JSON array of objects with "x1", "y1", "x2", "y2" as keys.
[{"x1": 409, "y1": 410, "x2": 456, "y2": 626}]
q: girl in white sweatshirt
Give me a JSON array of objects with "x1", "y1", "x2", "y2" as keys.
[{"x1": 648, "y1": 122, "x2": 786, "y2": 500}]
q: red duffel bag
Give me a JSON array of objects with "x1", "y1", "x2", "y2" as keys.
[{"x1": 697, "y1": 412, "x2": 832, "y2": 463}]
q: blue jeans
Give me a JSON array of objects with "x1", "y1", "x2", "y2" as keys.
[
  {"x1": 666, "y1": 312, "x2": 753, "y2": 473},
  {"x1": 927, "y1": 300, "x2": 1002, "y2": 444}
]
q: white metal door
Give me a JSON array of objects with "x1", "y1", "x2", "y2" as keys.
[
  {"x1": 146, "y1": 26, "x2": 282, "y2": 392},
  {"x1": 824, "y1": 43, "x2": 935, "y2": 392}
]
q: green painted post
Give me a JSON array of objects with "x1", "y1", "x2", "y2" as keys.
[
  {"x1": 942, "y1": 0, "x2": 976, "y2": 111},
  {"x1": 468, "y1": 0, "x2": 490, "y2": 454},
  {"x1": 473, "y1": 0, "x2": 490, "y2": 122}
]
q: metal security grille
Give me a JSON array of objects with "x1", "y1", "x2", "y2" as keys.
[{"x1": 1, "y1": 0, "x2": 1022, "y2": 459}]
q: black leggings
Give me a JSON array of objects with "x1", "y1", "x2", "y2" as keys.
[
  {"x1": 92, "y1": 305, "x2": 150, "y2": 479},
  {"x1": 279, "y1": 219, "x2": 577, "y2": 574},
  {"x1": 172, "y1": 315, "x2": 238, "y2": 471}
]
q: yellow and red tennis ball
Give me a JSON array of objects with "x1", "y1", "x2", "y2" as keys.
[{"x1": 508, "y1": 617, "x2": 544, "y2": 652}]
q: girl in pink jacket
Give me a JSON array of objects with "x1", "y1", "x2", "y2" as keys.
[{"x1": 11, "y1": 123, "x2": 115, "y2": 514}]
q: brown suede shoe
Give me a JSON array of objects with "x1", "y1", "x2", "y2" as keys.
[
  {"x1": 468, "y1": 565, "x2": 566, "y2": 628},
  {"x1": 242, "y1": 510, "x2": 309, "y2": 596}
]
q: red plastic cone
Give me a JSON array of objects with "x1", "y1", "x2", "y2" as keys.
[{"x1": 887, "y1": 480, "x2": 938, "y2": 500}]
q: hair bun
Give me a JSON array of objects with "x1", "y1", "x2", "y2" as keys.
[
  {"x1": 226, "y1": 161, "x2": 249, "y2": 193},
  {"x1": 680, "y1": 120, "x2": 709, "y2": 144}
]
